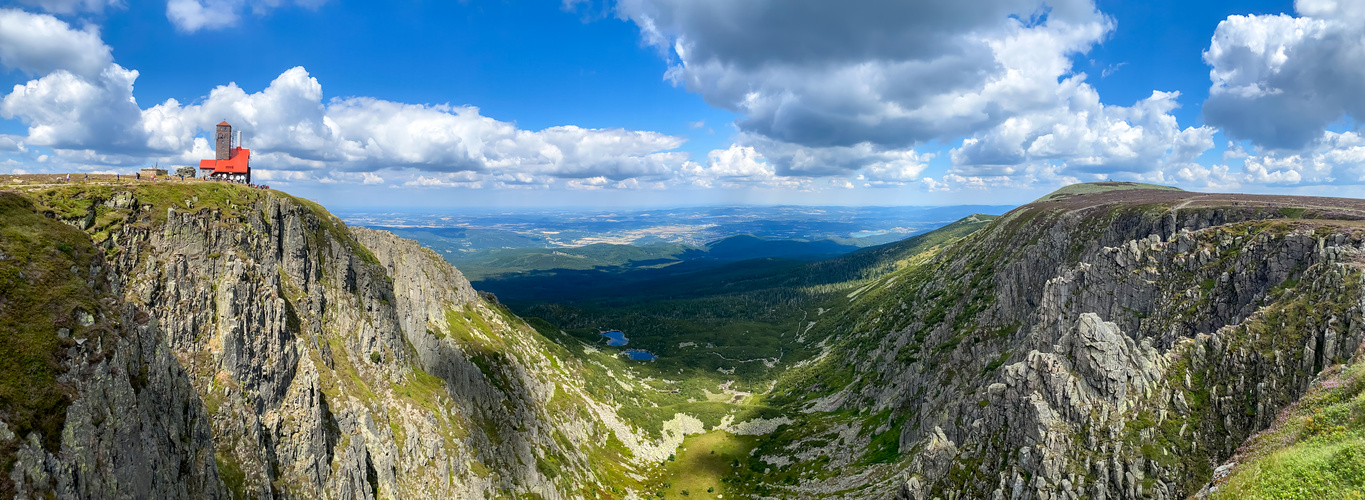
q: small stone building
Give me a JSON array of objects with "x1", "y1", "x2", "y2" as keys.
[{"x1": 199, "y1": 121, "x2": 252, "y2": 184}]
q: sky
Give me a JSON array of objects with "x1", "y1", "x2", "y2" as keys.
[{"x1": 0, "y1": 0, "x2": 1363, "y2": 209}]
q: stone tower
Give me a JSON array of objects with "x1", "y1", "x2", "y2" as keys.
[{"x1": 216, "y1": 121, "x2": 232, "y2": 160}]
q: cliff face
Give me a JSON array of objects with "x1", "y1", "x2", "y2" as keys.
[
  {"x1": 782, "y1": 188, "x2": 1365, "y2": 499},
  {"x1": 0, "y1": 192, "x2": 221, "y2": 499},
  {"x1": 12, "y1": 183, "x2": 675, "y2": 499}
]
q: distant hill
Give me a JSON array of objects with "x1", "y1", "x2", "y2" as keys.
[
  {"x1": 367, "y1": 226, "x2": 551, "y2": 251},
  {"x1": 439, "y1": 235, "x2": 870, "y2": 281},
  {"x1": 449, "y1": 242, "x2": 704, "y2": 280},
  {"x1": 701, "y1": 234, "x2": 859, "y2": 261},
  {"x1": 1036, "y1": 181, "x2": 1183, "y2": 202}
]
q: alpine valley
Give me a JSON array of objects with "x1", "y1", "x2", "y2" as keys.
[{"x1": 6, "y1": 179, "x2": 1365, "y2": 500}]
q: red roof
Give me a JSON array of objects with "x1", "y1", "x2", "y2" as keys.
[
  {"x1": 218, "y1": 120, "x2": 231, "y2": 127},
  {"x1": 199, "y1": 147, "x2": 250, "y2": 174}
]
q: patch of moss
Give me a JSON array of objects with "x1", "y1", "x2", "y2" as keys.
[
  {"x1": 860, "y1": 417, "x2": 905, "y2": 465},
  {"x1": 1278, "y1": 207, "x2": 1310, "y2": 219},
  {"x1": 981, "y1": 351, "x2": 1012, "y2": 375},
  {"x1": 216, "y1": 452, "x2": 249, "y2": 500}
]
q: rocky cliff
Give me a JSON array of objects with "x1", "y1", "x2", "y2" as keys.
[
  {"x1": 7, "y1": 182, "x2": 692, "y2": 499},
  {"x1": 0, "y1": 191, "x2": 220, "y2": 499},
  {"x1": 766, "y1": 185, "x2": 1365, "y2": 499}
]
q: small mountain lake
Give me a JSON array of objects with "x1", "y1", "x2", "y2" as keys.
[
  {"x1": 600, "y1": 331, "x2": 655, "y2": 360},
  {"x1": 601, "y1": 330, "x2": 628, "y2": 346}
]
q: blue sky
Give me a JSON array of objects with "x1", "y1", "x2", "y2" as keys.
[{"x1": 1, "y1": 0, "x2": 1363, "y2": 209}]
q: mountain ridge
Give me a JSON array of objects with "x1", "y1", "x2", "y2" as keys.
[
  {"x1": 3, "y1": 182, "x2": 667, "y2": 498},
  {"x1": 775, "y1": 187, "x2": 1365, "y2": 498},
  {"x1": 6, "y1": 181, "x2": 1365, "y2": 498}
]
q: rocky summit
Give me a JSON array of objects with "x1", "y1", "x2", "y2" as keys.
[{"x1": 4, "y1": 180, "x2": 1365, "y2": 499}]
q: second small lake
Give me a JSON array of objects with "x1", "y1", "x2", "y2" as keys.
[
  {"x1": 601, "y1": 330, "x2": 628, "y2": 346},
  {"x1": 623, "y1": 349, "x2": 658, "y2": 361}
]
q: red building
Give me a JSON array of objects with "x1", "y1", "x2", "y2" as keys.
[{"x1": 199, "y1": 121, "x2": 251, "y2": 184}]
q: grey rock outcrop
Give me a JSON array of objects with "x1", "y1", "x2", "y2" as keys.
[{"x1": 32, "y1": 303, "x2": 224, "y2": 500}]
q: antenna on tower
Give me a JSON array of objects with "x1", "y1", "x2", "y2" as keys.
[{"x1": 237, "y1": 130, "x2": 242, "y2": 149}]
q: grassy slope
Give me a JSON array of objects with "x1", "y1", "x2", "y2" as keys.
[
  {"x1": 28, "y1": 181, "x2": 267, "y2": 224},
  {"x1": 1212, "y1": 362, "x2": 1365, "y2": 499},
  {"x1": 652, "y1": 431, "x2": 757, "y2": 499}
]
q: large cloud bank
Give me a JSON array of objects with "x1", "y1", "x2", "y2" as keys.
[
  {"x1": 602, "y1": 0, "x2": 1218, "y2": 188},
  {"x1": 1194, "y1": 0, "x2": 1365, "y2": 188}
]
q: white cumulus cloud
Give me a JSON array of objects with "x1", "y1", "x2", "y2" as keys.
[
  {"x1": 606, "y1": 0, "x2": 1111, "y2": 150},
  {"x1": 139, "y1": 67, "x2": 694, "y2": 181},
  {"x1": 1203, "y1": 0, "x2": 1365, "y2": 150},
  {"x1": 2, "y1": 65, "x2": 147, "y2": 152},
  {"x1": 1232, "y1": 131, "x2": 1365, "y2": 186},
  {"x1": 950, "y1": 89, "x2": 1216, "y2": 179},
  {"x1": 0, "y1": 9, "x2": 112, "y2": 78}
]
